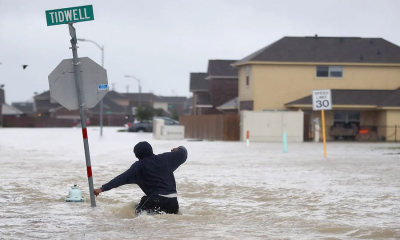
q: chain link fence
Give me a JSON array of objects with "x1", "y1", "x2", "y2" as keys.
[{"x1": 308, "y1": 124, "x2": 400, "y2": 142}]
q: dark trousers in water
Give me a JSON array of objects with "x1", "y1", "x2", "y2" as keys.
[{"x1": 135, "y1": 195, "x2": 179, "y2": 215}]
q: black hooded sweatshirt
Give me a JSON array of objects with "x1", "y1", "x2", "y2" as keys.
[{"x1": 100, "y1": 142, "x2": 187, "y2": 196}]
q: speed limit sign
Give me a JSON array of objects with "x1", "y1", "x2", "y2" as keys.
[{"x1": 312, "y1": 90, "x2": 332, "y2": 110}]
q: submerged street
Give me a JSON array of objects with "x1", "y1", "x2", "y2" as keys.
[{"x1": 0, "y1": 127, "x2": 399, "y2": 239}]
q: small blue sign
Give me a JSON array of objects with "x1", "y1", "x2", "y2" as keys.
[{"x1": 98, "y1": 84, "x2": 108, "y2": 90}]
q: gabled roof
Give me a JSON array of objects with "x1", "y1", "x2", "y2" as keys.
[
  {"x1": 90, "y1": 94, "x2": 127, "y2": 114},
  {"x1": 12, "y1": 102, "x2": 34, "y2": 114},
  {"x1": 207, "y1": 60, "x2": 238, "y2": 77},
  {"x1": 122, "y1": 93, "x2": 159, "y2": 102},
  {"x1": 106, "y1": 90, "x2": 128, "y2": 100},
  {"x1": 34, "y1": 91, "x2": 51, "y2": 100},
  {"x1": 189, "y1": 72, "x2": 208, "y2": 92},
  {"x1": 285, "y1": 89, "x2": 400, "y2": 108},
  {"x1": 234, "y1": 36, "x2": 400, "y2": 65},
  {"x1": 31, "y1": 90, "x2": 186, "y2": 114},
  {"x1": 1, "y1": 103, "x2": 23, "y2": 115},
  {"x1": 35, "y1": 99, "x2": 60, "y2": 110},
  {"x1": 379, "y1": 88, "x2": 400, "y2": 107},
  {"x1": 157, "y1": 96, "x2": 188, "y2": 104}
]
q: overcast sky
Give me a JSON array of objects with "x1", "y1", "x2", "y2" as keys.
[{"x1": 1, "y1": 0, "x2": 400, "y2": 103}]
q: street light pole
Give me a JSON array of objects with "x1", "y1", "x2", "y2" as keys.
[
  {"x1": 125, "y1": 75, "x2": 142, "y2": 107},
  {"x1": 78, "y1": 38, "x2": 105, "y2": 136},
  {"x1": 100, "y1": 45, "x2": 104, "y2": 136}
]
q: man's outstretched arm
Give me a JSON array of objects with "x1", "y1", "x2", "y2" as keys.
[
  {"x1": 93, "y1": 162, "x2": 140, "y2": 196},
  {"x1": 166, "y1": 146, "x2": 188, "y2": 172}
]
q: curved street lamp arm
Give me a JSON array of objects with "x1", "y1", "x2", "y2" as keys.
[
  {"x1": 77, "y1": 38, "x2": 103, "y2": 50},
  {"x1": 125, "y1": 75, "x2": 141, "y2": 84}
]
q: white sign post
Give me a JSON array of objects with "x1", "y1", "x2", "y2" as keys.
[{"x1": 312, "y1": 90, "x2": 332, "y2": 158}]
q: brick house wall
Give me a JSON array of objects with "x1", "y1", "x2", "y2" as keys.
[{"x1": 208, "y1": 78, "x2": 238, "y2": 111}]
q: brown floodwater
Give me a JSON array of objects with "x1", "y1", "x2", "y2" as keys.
[{"x1": 0, "y1": 128, "x2": 399, "y2": 239}]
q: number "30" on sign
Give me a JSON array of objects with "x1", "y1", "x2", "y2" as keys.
[{"x1": 316, "y1": 100, "x2": 330, "y2": 108}]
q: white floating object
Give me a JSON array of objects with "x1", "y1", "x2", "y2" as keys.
[{"x1": 65, "y1": 185, "x2": 86, "y2": 202}]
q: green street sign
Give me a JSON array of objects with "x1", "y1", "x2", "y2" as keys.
[{"x1": 45, "y1": 5, "x2": 94, "y2": 26}]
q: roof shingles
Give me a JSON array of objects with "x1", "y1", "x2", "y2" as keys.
[
  {"x1": 122, "y1": 93, "x2": 158, "y2": 102},
  {"x1": 235, "y1": 37, "x2": 400, "y2": 65},
  {"x1": 12, "y1": 102, "x2": 34, "y2": 114},
  {"x1": 207, "y1": 60, "x2": 238, "y2": 77},
  {"x1": 190, "y1": 73, "x2": 208, "y2": 92},
  {"x1": 157, "y1": 96, "x2": 188, "y2": 104}
]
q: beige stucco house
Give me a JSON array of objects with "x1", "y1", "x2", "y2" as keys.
[{"x1": 233, "y1": 36, "x2": 400, "y2": 141}]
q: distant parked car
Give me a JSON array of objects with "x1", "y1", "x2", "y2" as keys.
[
  {"x1": 127, "y1": 117, "x2": 179, "y2": 132},
  {"x1": 127, "y1": 120, "x2": 153, "y2": 132}
]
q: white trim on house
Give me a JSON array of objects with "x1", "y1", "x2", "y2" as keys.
[
  {"x1": 216, "y1": 97, "x2": 239, "y2": 110},
  {"x1": 205, "y1": 76, "x2": 239, "y2": 80},
  {"x1": 217, "y1": 106, "x2": 237, "y2": 110}
]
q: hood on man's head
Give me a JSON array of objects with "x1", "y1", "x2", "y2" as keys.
[{"x1": 134, "y1": 141, "x2": 154, "y2": 159}]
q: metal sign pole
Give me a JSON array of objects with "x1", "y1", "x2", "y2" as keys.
[
  {"x1": 312, "y1": 89, "x2": 331, "y2": 158},
  {"x1": 100, "y1": 45, "x2": 104, "y2": 136},
  {"x1": 68, "y1": 23, "x2": 96, "y2": 207},
  {"x1": 321, "y1": 109, "x2": 327, "y2": 158}
]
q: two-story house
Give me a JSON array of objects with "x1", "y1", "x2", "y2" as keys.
[
  {"x1": 190, "y1": 60, "x2": 239, "y2": 115},
  {"x1": 155, "y1": 96, "x2": 189, "y2": 116},
  {"x1": 233, "y1": 36, "x2": 400, "y2": 141},
  {"x1": 189, "y1": 72, "x2": 211, "y2": 115},
  {"x1": 33, "y1": 91, "x2": 61, "y2": 117},
  {"x1": 33, "y1": 90, "x2": 129, "y2": 125},
  {"x1": 12, "y1": 102, "x2": 35, "y2": 116},
  {"x1": 110, "y1": 92, "x2": 189, "y2": 117},
  {"x1": 206, "y1": 60, "x2": 239, "y2": 113}
]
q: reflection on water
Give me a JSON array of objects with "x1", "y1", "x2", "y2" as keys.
[{"x1": 0, "y1": 128, "x2": 399, "y2": 239}]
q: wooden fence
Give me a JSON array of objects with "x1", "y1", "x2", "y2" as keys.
[
  {"x1": 2, "y1": 114, "x2": 129, "y2": 128},
  {"x1": 90, "y1": 114, "x2": 129, "y2": 127},
  {"x1": 179, "y1": 114, "x2": 240, "y2": 141},
  {"x1": 2, "y1": 115, "x2": 74, "y2": 128}
]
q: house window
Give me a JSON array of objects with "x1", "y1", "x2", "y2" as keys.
[
  {"x1": 316, "y1": 66, "x2": 343, "y2": 78},
  {"x1": 347, "y1": 111, "x2": 360, "y2": 122},
  {"x1": 316, "y1": 66, "x2": 329, "y2": 77},
  {"x1": 334, "y1": 111, "x2": 360, "y2": 122},
  {"x1": 334, "y1": 111, "x2": 347, "y2": 123},
  {"x1": 246, "y1": 66, "x2": 250, "y2": 86}
]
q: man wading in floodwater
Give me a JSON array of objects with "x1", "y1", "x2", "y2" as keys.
[{"x1": 93, "y1": 141, "x2": 187, "y2": 215}]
